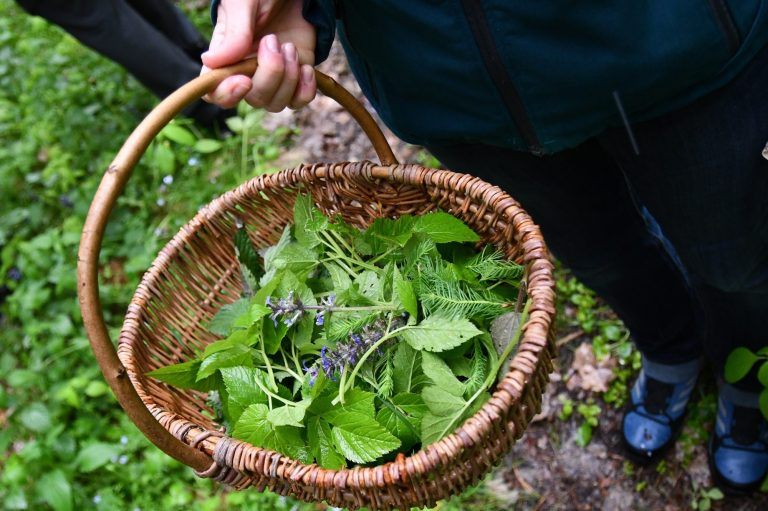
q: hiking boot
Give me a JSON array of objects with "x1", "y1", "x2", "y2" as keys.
[
  {"x1": 709, "y1": 391, "x2": 768, "y2": 493},
  {"x1": 622, "y1": 361, "x2": 698, "y2": 463}
]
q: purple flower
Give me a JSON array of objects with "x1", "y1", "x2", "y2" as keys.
[{"x1": 266, "y1": 291, "x2": 305, "y2": 327}]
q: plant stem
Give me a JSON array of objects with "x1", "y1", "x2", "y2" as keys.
[
  {"x1": 331, "y1": 324, "x2": 410, "y2": 406},
  {"x1": 252, "y1": 375, "x2": 294, "y2": 407}
]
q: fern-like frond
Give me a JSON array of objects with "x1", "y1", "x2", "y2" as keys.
[
  {"x1": 325, "y1": 311, "x2": 381, "y2": 342},
  {"x1": 464, "y1": 341, "x2": 488, "y2": 397},
  {"x1": 376, "y1": 350, "x2": 394, "y2": 399},
  {"x1": 465, "y1": 246, "x2": 524, "y2": 282},
  {"x1": 418, "y1": 261, "x2": 507, "y2": 319}
]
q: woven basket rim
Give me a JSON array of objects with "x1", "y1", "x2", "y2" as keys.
[{"x1": 117, "y1": 160, "x2": 555, "y2": 506}]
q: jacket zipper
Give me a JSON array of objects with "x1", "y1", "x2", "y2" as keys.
[
  {"x1": 708, "y1": 0, "x2": 741, "y2": 55},
  {"x1": 460, "y1": 0, "x2": 543, "y2": 155}
]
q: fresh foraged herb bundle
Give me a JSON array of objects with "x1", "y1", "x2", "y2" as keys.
[{"x1": 147, "y1": 194, "x2": 528, "y2": 468}]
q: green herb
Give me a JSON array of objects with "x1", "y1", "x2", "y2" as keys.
[{"x1": 147, "y1": 193, "x2": 527, "y2": 468}]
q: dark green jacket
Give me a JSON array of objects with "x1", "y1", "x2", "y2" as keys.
[{"x1": 216, "y1": 1, "x2": 768, "y2": 155}]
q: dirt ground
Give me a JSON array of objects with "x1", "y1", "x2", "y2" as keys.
[{"x1": 260, "y1": 43, "x2": 768, "y2": 511}]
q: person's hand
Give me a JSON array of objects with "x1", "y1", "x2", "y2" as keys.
[{"x1": 201, "y1": 0, "x2": 316, "y2": 112}]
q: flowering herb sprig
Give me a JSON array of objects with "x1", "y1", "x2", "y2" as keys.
[{"x1": 147, "y1": 193, "x2": 527, "y2": 469}]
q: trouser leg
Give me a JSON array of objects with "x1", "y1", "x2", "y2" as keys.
[
  {"x1": 427, "y1": 139, "x2": 702, "y2": 364},
  {"x1": 126, "y1": 0, "x2": 208, "y2": 59},
  {"x1": 602, "y1": 44, "x2": 768, "y2": 389},
  {"x1": 14, "y1": 0, "x2": 224, "y2": 125}
]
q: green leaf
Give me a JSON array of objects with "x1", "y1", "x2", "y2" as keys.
[
  {"x1": 326, "y1": 312, "x2": 380, "y2": 343},
  {"x1": 724, "y1": 347, "x2": 759, "y2": 383},
  {"x1": 393, "y1": 266, "x2": 418, "y2": 319},
  {"x1": 36, "y1": 470, "x2": 72, "y2": 511},
  {"x1": 220, "y1": 367, "x2": 269, "y2": 423},
  {"x1": 377, "y1": 351, "x2": 394, "y2": 399},
  {"x1": 376, "y1": 393, "x2": 427, "y2": 449},
  {"x1": 464, "y1": 341, "x2": 489, "y2": 397},
  {"x1": 145, "y1": 360, "x2": 201, "y2": 388},
  {"x1": 161, "y1": 123, "x2": 196, "y2": 146},
  {"x1": 270, "y1": 242, "x2": 319, "y2": 277},
  {"x1": 421, "y1": 412, "x2": 459, "y2": 445},
  {"x1": 355, "y1": 270, "x2": 382, "y2": 301},
  {"x1": 325, "y1": 262, "x2": 352, "y2": 291},
  {"x1": 401, "y1": 316, "x2": 481, "y2": 352},
  {"x1": 760, "y1": 389, "x2": 768, "y2": 421},
  {"x1": 318, "y1": 389, "x2": 377, "y2": 421},
  {"x1": 293, "y1": 193, "x2": 328, "y2": 248},
  {"x1": 330, "y1": 412, "x2": 401, "y2": 464},
  {"x1": 235, "y1": 227, "x2": 263, "y2": 284},
  {"x1": 194, "y1": 138, "x2": 223, "y2": 153},
  {"x1": 421, "y1": 352, "x2": 464, "y2": 397},
  {"x1": 705, "y1": 488, "x2": 724, "y2": 500},
  {"x1": 197, "y1": 343, "x2": 252, "y2": 380},
  {"x1": 362, "y1": 215, "x2": 418, "y2": 252},
  {"x1": 76, "y1": 442, "x2": 120, "y2": 472},
  {"x1": 465, "y1": 247, "x2": 524, "y2": 281},
  {"x1": 421, "y1": 385, "x2": 466, "y2": 416},
  {"x1": 152, "y1": 142, "x2": 175, "y2": 174},
  {"x1": 19, "y1": 403, "x2": 51, "y2": 433},
  {"x1": 417, "y1": 263, "x2": 507, "y2": 319},
  {"x1": 209, "y1": 298, "x2": 250, "y2": 336},
  {"x1": 307, "y1": 416, "x2": 346, "y2": 469},
  {"x1": 575, "y1": 422, "x2": 593, "y2": 447},
  {"x1": 232, "y1": 404, "x2": 310, "y2": 462},
  {"x1": 392, "y1": 343, "x2": 425, "y2": 394},
  {"x1": 413, "y1": 211, "x2": 479, "y2": 243},
  {"x1": 268, "y1": 400, "x2": 311, "y2": 427},
  {"x1": 758, "y1": 360, "x2": 768, "y2": 387}
]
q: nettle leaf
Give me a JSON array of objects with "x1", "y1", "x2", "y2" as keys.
[
  {"x1": 724, "y1": 347, "x2": 759, "y2": 383},
  {"x1": 197, "y1": 343, "x2": 252, "y2": 380},
  {"x1": 329, "y1": 412, "x2": 401, "y2": 464},
  {"x1": 270, "y1": 242, "x2": 319, "y2": 277},
  {"x1": 376, "y1": 393, "x2": 427, "y2": 449},
  {"x1": 220, "y1": 366, "x2": 269, "y2": 423},
  {"x1": 319, "y1": 389, "x2": 376, "y2": 421},
  {"x1": 363, "y1": 215, "x2": 418, "y2": 251},
  {"x1": 401, "y1": 316, "x2": 481, "y2": 352},
  {"x1": 233, "y1": 303, "x2": 271, "y2": 329},
  {"x1": 325, "y1": 261, "x2": 352, "y2": 292},
  {"x1": 268, "y1": 400, "x2": 311, "y2": 427},
  {"x1": 262, "y1": 226, "x2": 292, "y2": 280},
  {"x1": 146, "y1": 360, "x2": 201, "y2": 389},
  {"x1": 392, "y1": 343, "x2": 425, "y2": 394},
  {"x1": 208, "y1": 298, "x2": 250, "y2": 336},
  {"x1": 421, "y1": 352, "x2": 464, "y2": 397},
  {"x1": 413, "y1": 211, "x2": 479, "y2": 244},
  {"x1": 232, "y1": 404, "x2": 310, "y2": 462},
  {"x1": 393, "y1": 266, "x2": 418, "y2": 319},
  {"x1": 293, "y1": 193, "x2": 328, "y2": 248},
  {"x1": 355, "y1": 270, "x2": 382, "y2": 302},
  {"x1": 308, "y1": 415, "x2": 346, "y2": 469},
  {"x1": 420, "y1": 386, "x2": 467, "y2": 445}
]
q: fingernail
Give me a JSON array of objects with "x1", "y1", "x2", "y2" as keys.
[
  {"x1": 301, "y1": 66, "x2": 314, "y2": 84},
  {"x1": 232, "y1": 83, "x2": 250, "y2": 97},
  {"x1": 265, "y1": 34, "x2": 279, "y2": 53},
  {"x1": 283, "y1": 42, "x2": 298, "y2": 62}
]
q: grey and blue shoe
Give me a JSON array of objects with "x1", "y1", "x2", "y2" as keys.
[
  {"x1": 621, "y1": 358, "x2": 699, "y2": 463},
  {"x1": 709, "y1": 388, "x2": 768, "y2": 493}
]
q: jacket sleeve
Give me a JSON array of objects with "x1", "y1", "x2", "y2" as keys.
[{"x1": 209, "y1": 0, "x2": 336, "y2": 65}]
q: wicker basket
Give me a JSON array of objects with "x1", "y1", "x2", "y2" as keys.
[{"x1": 77, "y1": 60, "x2": 557, "y2": 511}]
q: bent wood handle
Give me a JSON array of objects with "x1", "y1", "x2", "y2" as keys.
[{"x1": 77, "y1": 60, "x2": 397, "y2": 471}]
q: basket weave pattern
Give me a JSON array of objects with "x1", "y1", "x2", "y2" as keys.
[{"x1": 118, "y1": 161, "x2": 556, "y2": 510}]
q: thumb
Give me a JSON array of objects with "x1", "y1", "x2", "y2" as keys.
[{"x1": 202, "y1": 1, "x2": 257, "y2": 68}]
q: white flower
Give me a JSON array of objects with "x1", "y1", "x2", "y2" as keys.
[
  {"x1": 162, "y1": 175, "x2": 174, "y2": 185},
  {"x1": 93, "y1": 495, "x2": 102, "y2": 504},
  {"x1": 120, "y1": 435, "x2": 128, "y2": 445},
  {"x1": 156, "y1": 198, "x2": 166, "y2": 207}
]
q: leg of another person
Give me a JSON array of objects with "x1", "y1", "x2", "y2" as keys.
[
  {"x1": 602, "y1": 43, "x2": 768, "y2": 490},
  {"x1": 14, "y1": 0, "x2": 226, "y2": 126}
]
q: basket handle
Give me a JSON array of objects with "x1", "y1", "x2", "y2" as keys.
[{"x1": 77, "y1": 60, "x2": 397, "y2": 471}]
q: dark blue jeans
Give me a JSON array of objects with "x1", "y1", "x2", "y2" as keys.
[{"x1": 429, "y1": 44, "x2": 768, "y2": 389}]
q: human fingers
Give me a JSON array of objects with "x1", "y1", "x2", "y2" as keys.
[
  {"x1": 201, "y1": 0, "x2": 258, "y2": 69},
  {"x1": 202, "y1": 66, "x2": 253, "y2": 109},
  {"x1": 289, "y1": 64, "x2": 317, "y2": 110},
  {"x1": 242, "y1": 34, "x2": 286, "y2": 109},
  {"x1": 264, "y1": 42, "x2": 300, "y2": 112}
]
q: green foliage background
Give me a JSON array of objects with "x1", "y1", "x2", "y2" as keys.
[{"x1": 0, "y1": 3, "x2": 514, "y2": 510}]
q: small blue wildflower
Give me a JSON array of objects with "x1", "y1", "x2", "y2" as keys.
[
  {"x1": 162, "y1": 174, "x2": 174, "y2": 185},
  {"x1": 93, "y1": 495, "x2": 102, "y2": 505},
  {"x1": 120, "y1": 435, "x2": 129, "y2": 445},
  {"x1": 118, "y1": 454, "x2": 128, "y2": 465}
]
